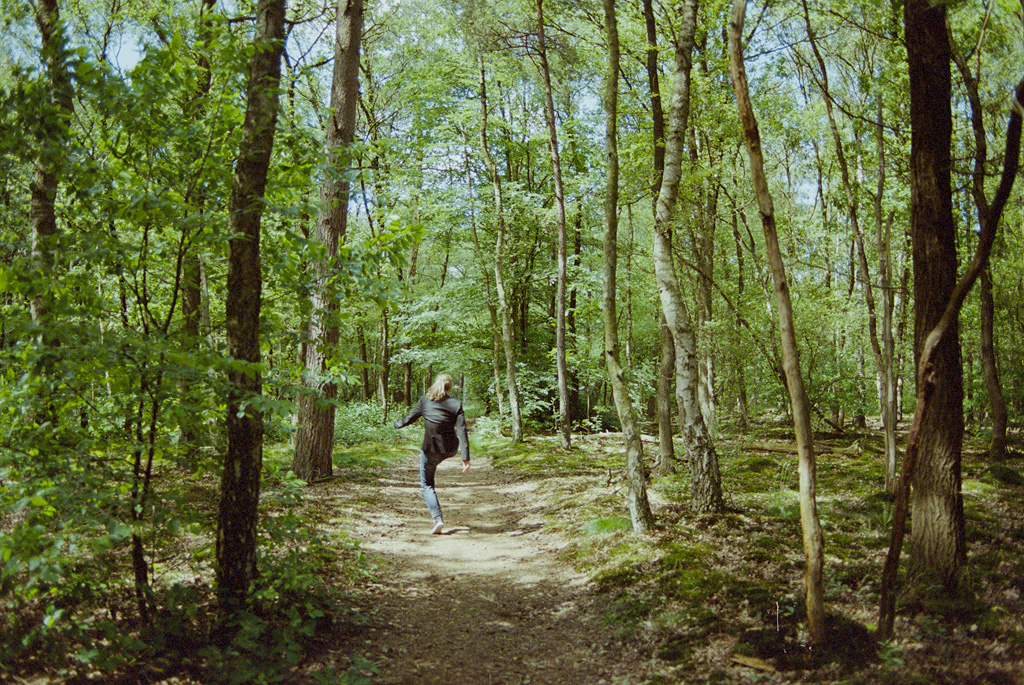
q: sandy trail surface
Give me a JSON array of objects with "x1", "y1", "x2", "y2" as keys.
[{"x1": 335, "y1": 454, "x2": 646, "y2": 685}]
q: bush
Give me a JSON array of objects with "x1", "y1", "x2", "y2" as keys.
[{"x1": 333, "y1": 401, "x2": 396, "y2": 447}]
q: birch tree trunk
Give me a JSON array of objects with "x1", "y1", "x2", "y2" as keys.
[
  {"x1": 728, "y1": 0, "x2": 826, "y2": 645},
  {"x1": 651, "y1": 0, "x2": 724, "y2": 513},
  {"x1": 602, "y1": 0, "x2": 654, "y2": 533},
  {"x1": 293, "y1": 0, "x2": 363, "y2": 483},
  {"x1": 217, "y1": 0, "x2": 286, "y2": 612}
]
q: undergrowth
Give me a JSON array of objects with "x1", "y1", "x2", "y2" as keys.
[{"x1": 0, "y1": 443, "x2": 396, "y2": 684}]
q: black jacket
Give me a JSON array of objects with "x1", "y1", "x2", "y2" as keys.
[{"x1": 394, "y1": 395, "x2": 470, "y2": 462}]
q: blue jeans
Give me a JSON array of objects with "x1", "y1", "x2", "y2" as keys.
[{"x1": 419, "y1": 450, "x2": 443, "y2": 522}]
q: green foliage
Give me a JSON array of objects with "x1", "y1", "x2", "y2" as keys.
[
  {"x1": 1, "y1": 0, "x2": 1024, "y2": 680},
  {"x1": 333, "y1": 400, "x2": 395, "y2": 447},
  {"x1": 585, "y1": 516, "x2": 632, "y2": 536}
]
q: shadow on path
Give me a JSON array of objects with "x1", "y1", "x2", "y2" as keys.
[{"x1": 334, "y1": 455, "x2": 645, "y2": 684}]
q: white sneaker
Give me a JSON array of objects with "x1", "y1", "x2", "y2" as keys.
[{"x1": 430, "y1": 520, "x2": 444, "y2": 535}]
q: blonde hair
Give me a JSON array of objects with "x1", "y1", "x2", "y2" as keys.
[{"x1": 426, "y1": 373, "x2": 454, "y2": 401}]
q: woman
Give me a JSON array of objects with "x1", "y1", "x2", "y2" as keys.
[{"x1": 393, "y1": 373, "x2": 470, "y2": 534}]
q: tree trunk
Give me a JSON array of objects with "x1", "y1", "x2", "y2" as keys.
[
  {"x1": 874, "y1": 101, "x2": 899, "y2": 493},
  {"x1": 642, "y1": 0, "x2": 674, "y2": 467},
  {"x1": 601, "y1": 0, "x2": 654, "y2": 533},
  {"x1": 176, "y1": 0, "x2": 218, "y2": 459},
  {"x1": 293, "y1": 0, "x2": 362, "y2": 483},
  {"x1": 802, "y1": 0, "x2": 886, "y2": 440},
  {"x1": 691, "y1": 136, "x2": 719, "y2": 433},
  {"x1": 378, "y1": 308, "x2": 390, "y2": 421},
  {"x1": 641, "y1": 0, "x2": 665, "y2": 195},
  {"x1": 979, "y1": 267, "x2": 1007, "y2": 459},
  {"x1": 651, "y1": 0, "x2": 724, "y2": 514},
  {"x1": 30, "y1": 0, "x2": 74, "y2": 330},
  {"x1": 358, "y1": 325, "x2": 370, "y2": 401},
  {"x1": 464, "y1": 144, "x2": 505, "y2": 415},
  {"x1": 655, "y1": 314, "x2": 676, "y2": 475},
  {"x1": 730, "y1": 204, "x2": 750, "y2": 429},
  {"x1": 535, "y1": 0, "x2": 571, "y2": 449},
  {"x1": 179, "y1": 252, "x2": 202, "y2": 452},
  {"x1": 216, "y1": 0, "x2": 286, "y2": 612},
  {"x1": 728, "y1": 0, "x2": 826, "y2": 645},
  {"x1": 904, "y1": 0, "x2": 966, "y2": 593},
  {"x1": 479, "y1": 55, "x2": 523, "y2": 443},
  {"x1": 878, "y1": 74, "x2": 1024, "y2": 639},
  {"x1": 949, "y1": 23, "x2": 1009, "y2": 461},
  {"x1": 569, "y1": 215, "x2": 582, "y2": 423}
]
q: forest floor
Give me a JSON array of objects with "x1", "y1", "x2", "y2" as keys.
[
  {"x1": 308, "y1": 429, "x2": 1024, "y2": 685},
  {"x1": 4, "y1": 425, "x2": 1024, "y2": 684},
  {"x1": 318, "y1": 451, "x2": 648, "y2": 684}
]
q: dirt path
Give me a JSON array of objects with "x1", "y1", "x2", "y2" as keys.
[{"x1": 335, "y1": 455, "x2": 647, "y2": 684}]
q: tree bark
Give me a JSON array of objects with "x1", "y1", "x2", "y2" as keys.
[
  {"x1": 878, "y1": 74, "x2": 1024, "y2": 638},
  {"x1": 728, "y1": 0, "x2": 826, "y2": 645},
  {"x1": 601, "y1": 0, "x2": 654, "y2": 533},
  {"x1": 535, "y1": 0, "x2": 571, "y2": 449},
  {"x1": 293, "y1": 0, "x2": 363, "y2": 483},
  {"x1": 655, "y1": 314, "x2": 676, "y2": 475},
  {"x1": 651, "y1": 0, "x2": 724, "y2": 514},
  {"x1": 216, "y1": 0, "x2": 286, "y2": 612},
  {"x1": 30, "y1": 0, "x2": 74, "y2": 330},
  {"x1": 642, "y1": 0, "x2": 675, "y2": 470},
  {"x1": 979, "y1": 267, "x2": 1007, "y2": 459},
  {"x1": 904, "y1": 0, "x2": 966, "y2": 594},
  {"x1": 479, "y1": 55, "x2": 523, "y2": 443}
]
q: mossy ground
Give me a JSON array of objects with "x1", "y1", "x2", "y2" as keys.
[
  {"x1": 4, "y1": 420, "x2": 1023, "y2": 683},
  {"x1": 480, "y1": 425, "x2": 1024, "y2": 683}
]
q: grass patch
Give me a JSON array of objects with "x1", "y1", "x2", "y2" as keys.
[{"x1": 585, "y1": 516, "x2": 632, "y2": 536}]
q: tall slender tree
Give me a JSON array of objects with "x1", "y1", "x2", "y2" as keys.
[
  {"x1": 642, "y1": 0, "x2": 675, "y2": 475},
  {"x1": 178, "y1": 0, "x2": 219, "y2": 457},
  {"x1": 293, "y1": 0, "x2": 364, "y2": 483},
  {"x1": 216, "y1": 0, "x2": 287, "y2": 611},
  {"x1": 534, "y1": 0, "x2": 571, "y2": 449},
  {"x1": 651, "y1": 0, "x2": 724, "y2": 514},
  {"x1": 800, "y1": 0, "x2": 900, "y2": 490},
  {"x1": 601, "y1": 0, "x2": 654, "y2": 533},
  {"x1": 948, "y1": 21, "x2": 1009, "y2": 461},
  {"x1": 728, "y1": 0, "x2": 826, "y2": 645},
  {"x1": 479, "y1": 55, "x2": 523, "y2": 444}
]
